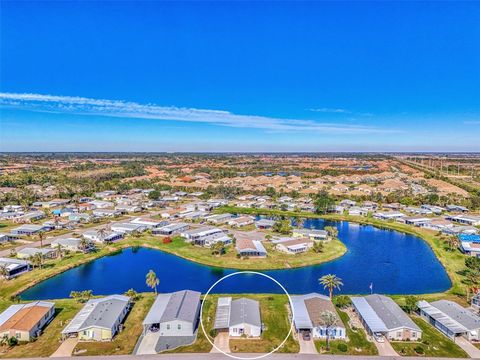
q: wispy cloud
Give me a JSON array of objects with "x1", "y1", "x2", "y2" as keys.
[
  {"x1": 0, "y1": 92, "x2": 396, "y2": 134},
  {"x1": 308, "y1": 107, "x2": 373, "y2": 117},
  {"x1": 308, "y1": 107, "x2": 352, "y2": 114}
]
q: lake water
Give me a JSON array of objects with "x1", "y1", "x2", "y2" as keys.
[{"x1": 21, "y1": 219, "x2": 451, "y2": 299}]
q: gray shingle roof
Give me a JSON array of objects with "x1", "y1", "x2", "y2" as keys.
[{"x1": 214, "y1": 297, "x2": 261, "y2": 329}]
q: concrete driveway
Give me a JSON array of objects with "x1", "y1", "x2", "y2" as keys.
[
  {"x1": 373, "y1": 339, "x2": 398, "y2": 356},
  {"x1": 135, "y1": 332, "x2": 160, "y2": 355},
  {"x1": 297, "y1": 334, "x2": 317, "y2": 354},
  {"x1": 455, "y1": 336, "x2": 480, "y2": 358},
  {"x1": 210, "y1": 332, "x2": 230, "y2": 353},
  {"x1": 50, "y1": 337, "x2": 78, "y2": 357}
]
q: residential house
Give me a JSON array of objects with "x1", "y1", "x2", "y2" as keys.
[
  {"x1": 351, "y1": 294, "x2": 422, "y2": 341},
  {"x1": 213, "y1": 297, "x2": 262, "y2": 337},
  {"x1": 51, "y1": 238, "x2": 90, "y2": 252},
  {"x1": 447, "y1": 215, "x2": 480, "y2": 227},
  {"x1": 373, "y1": 212, "x2": 406, "y2": 221},
  {"x1": 141, "y1": 290, "x2": 201, "y2": 352},
  {"x1": 11, "y1": 224, "x2": 49, "y2": 236},
  {"x1": 0, "y1": 258, "x2": 31, "y2": 279},
  {"x1": 291, "y1": 293, "x2": 346, "y2": 339},
  {"x1": 235, "y1": 238, "x2": 267, "y2": 257},
  {"x1": 228, "y1": 216, "x2": 255, "y2": 228},
  {"x1": 92, "y1": 209, "x2": 122, "y2": 218},
  {"x1": 130, "y1": 217, "x2": 168, "y2": 229},
  {"x1": 110, "y1": 223, "x2": 147, "y2": 234},
  {"x1": 273, "y1": 237, "x2": 314, "y2": 254},
  {"x1": 446, "y1": 205, "x2": 469, "y2": 213},
  {"x1": 255, "y1": 219, "x2": 275, "y2": 230},
  {"x1": 115, "y1": 204, "x2": 142, "y2": 213},
  {"x1": 180, "y1": 227, "x2": 227, "y2": 245},
  {"x1": 153, "y1": 223, "x2": 189, "y2": 236},
  {"x1": 418, "y1": 300, "x2": 480, "y2": 341},
  {"x1": 292, "y1": 229, "x2": 328, "y2": 241},
  {"x1": 62, "y1": 295, "x2": 131, "y2": 341},
  {"x1": 16, "y1": 247, "x2": 57, "y2": 260},
  {"x1": 0, "y1": 301, "x2": 55, "y2": 341},
  {"x1": 82, "y1": 230, "x2": 123, "y2": 243},
  {"x1": 205, "y1": 213, "x2": 233, "y2": 225}
]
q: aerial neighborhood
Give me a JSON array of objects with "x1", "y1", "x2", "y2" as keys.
[{"x1": 0, "y1": 154, "x2": 480, "y2": 357}]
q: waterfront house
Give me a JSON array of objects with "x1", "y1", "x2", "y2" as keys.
[
  {"x1": 228, "y1": 216, "x2": 255, "y2": 227},
  {"x1": 51, "y1": 238, "x2": 91, "y2": 252},
  {"x1": 274, "y1": 237, "x2": 314, "y2": 254},
  {"x1": 403, "y1": 217, "x2": 432, "y2": 227},
  {"x1": 235, "y1": 238, "x2": 267, "y2": 257},
  {"x1": 348, "y1": 206, "x2": 369, "y2": 217},
  {"x1": 141, "y1": 290, "x2": 201, "y2": 352},
  {"x1": 292, "y1": 228, "x2": 328, "y2": 241},
  {"x1": 351, "y1": 294, "x2": 422, "y2": 341},
  {"x1": 460, "y1": 241, "x2": 480, "y2": 257},
  {"x1": 0, "y1": 301, "x2": 55, "y2": 341},
  {"x1": 205, "y1": 213, "x2": 233, "y2": 225},
  {"x1": 153, "y1": 222, "x2": 189, "y2": 236},
  {"x1": 82, "y1": 229, "x2": 124, "y2": 243},
  {"x1": 62, "y1": 295, "x2": 131, "y2": 341},
  {"x1": 0, "y1": 257, "x2": 31, "y2": 279},
  {"x1": 202, "y1": 233, "x2": 232, "y2": 247},
  {"x1": 373, "y1": 211, "x2": 406, "y2": 221},
  {"x1": 213, "y1": 297, "x2": 262, "y2": 337},
  {"x1": 290, "y1": 293, "x2": 346, "y2": 339},
  {"x1": 16, "y1": 247, "x2": 57, "y2": 260},
  {"x1": 255, "y1": 219, "x2": 275, "y2": 230},
  {"x1": 339, "y1": 199, "x2": 356, "y2": 208},
  {"x1": 418, "y1": 300, "x2": 480, "y2": 341},
  {"x1": 180, "y1": 227, "x2": 227, "y2": 245}
]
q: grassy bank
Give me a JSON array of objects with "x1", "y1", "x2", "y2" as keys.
[{"x1": 216, "y1": 206, "x2": 467, "y2": 296}]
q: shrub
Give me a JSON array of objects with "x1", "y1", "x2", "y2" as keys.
[
  {"x1": 414, "y1": 346, "x2": 425, "y2": 355},
  {"x1": 337, "y1": 343, "x2": 348, "y2": 352},
  {"x1": 8, "y1": 337, "x2": 18, "y2": 347},
  {"x1": 162, "y1": 237, "x2": 172, "y2": 244}
]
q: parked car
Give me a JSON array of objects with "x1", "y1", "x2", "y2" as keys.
[
  {"x1": 301, "y1": 331, "x2": 311, "y2": 341},
  {"x1": 373, "y1": 332, "x2": 384, "y2": 343}
]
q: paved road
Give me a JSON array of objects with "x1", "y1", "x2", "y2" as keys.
[{"x1": 10, "y1": 354, "x2": 471, "y2": 360}]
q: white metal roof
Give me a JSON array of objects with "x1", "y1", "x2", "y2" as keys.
[{"x1": 351, "y1": 297, "x2": 388, "y2": 333}]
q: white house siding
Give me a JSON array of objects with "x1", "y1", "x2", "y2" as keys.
[
  {"x1": 159, "y1": 320, "x2": 194, "y2": 337},
  {"x1": 229, "y1": 323, "x2": 261, "y2": 337}
]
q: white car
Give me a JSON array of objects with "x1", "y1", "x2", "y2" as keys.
[{"x1": 373, "y1": 333, "x2": 385, "y2": 343}]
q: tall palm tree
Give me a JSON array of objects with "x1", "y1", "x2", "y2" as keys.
[
  {"x1": 37, "y1": 231, "x2": 45, "y2": 248},
  {"x1": 79, "y1": 237, "x2": 90, "y2": 252},
  {"x1": 146, "y1": 270, "x2": 159, "y2": 294},
  {"x1": 56, "y1": 243, "x2": 64, "y2": 259},
  {"x1": 319, "y1": 274, "x2": 343, "y2": 300},
  {"x1": 30, "y1": 253, "x2": 43, "y2": 269},
  {"x1": 0, "y1": 264, "x2": 9, "y2": 279},
  {"x1": 324, "y1": 226, "x2": 338, "y2": 239},
  {"x1": 320, "y1": 311, "x2": 337, "y2": 351},
  {"x1": 98, "y1": 227, "x2": 108, "y2": 243}
]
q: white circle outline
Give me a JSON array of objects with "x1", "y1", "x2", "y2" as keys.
[{"x1": 199, "y1": 271, "x2": 295, "y2": 360}]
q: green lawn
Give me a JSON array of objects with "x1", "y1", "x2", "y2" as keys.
[
  {"x1": 390, "y1": 315, "x2": 468, "y2": 358},
  {"x1": 314, "y1": 309, "x2": 378, "y2": 355}
]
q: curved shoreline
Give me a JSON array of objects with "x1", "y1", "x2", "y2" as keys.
[{"x1": 0, "y1": 213, "x2": 458, "y2": 301}]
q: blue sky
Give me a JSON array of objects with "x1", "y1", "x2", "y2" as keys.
[{"x1": 1, "y1": 1, "x2": 479, "y2": 152}]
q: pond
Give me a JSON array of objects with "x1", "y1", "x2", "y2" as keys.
[{"x1": 21, "y1": 219, "x2": 451, "y2": 299}]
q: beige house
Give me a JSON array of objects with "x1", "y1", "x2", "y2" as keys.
[
  {"x1": 0, "y1": 301, "x2": 55, "y2": 342},
  {"x1": 62, "y1": 295, "x2": 130, "y2": 341}
]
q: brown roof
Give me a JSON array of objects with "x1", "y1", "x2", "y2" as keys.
[
  {"x1": 0, "y1": 306, "x2": 51, "y2": 332},
  {"x1": 304, "y1": 297, "x2": 343, "y2": 328}
]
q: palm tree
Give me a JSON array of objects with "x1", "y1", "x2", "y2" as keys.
[
  {"x1": 30, "y1": 253, "x2": 43, "y2": 269},
  {"x1": 56, "y1": 243, "x2": 64, "y2": 259},
  {"x1": 0, "y1": 264, "x2": 9, "y2": 279},
  {"x1": 79, "y1": 237, "x2": 90, "y2": 252},
  {"x1": 98, "y1": 228, "x2": 108, "y2": 244},
  {"x1": 146, "y1": 270, "x2": 159, "y2": 294},
  {"x1": 37, "y1": 231, "x2": 45, "y2": 248},
  {"x1": 320, "y1": 311, "x2": 337, "y2": 351},
  {"x1": 319, "y1": 274, "x2": 343, "y2": 300},
  {"x1": 324, "y1": 226, "x2": 338, "y2": 239}
]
